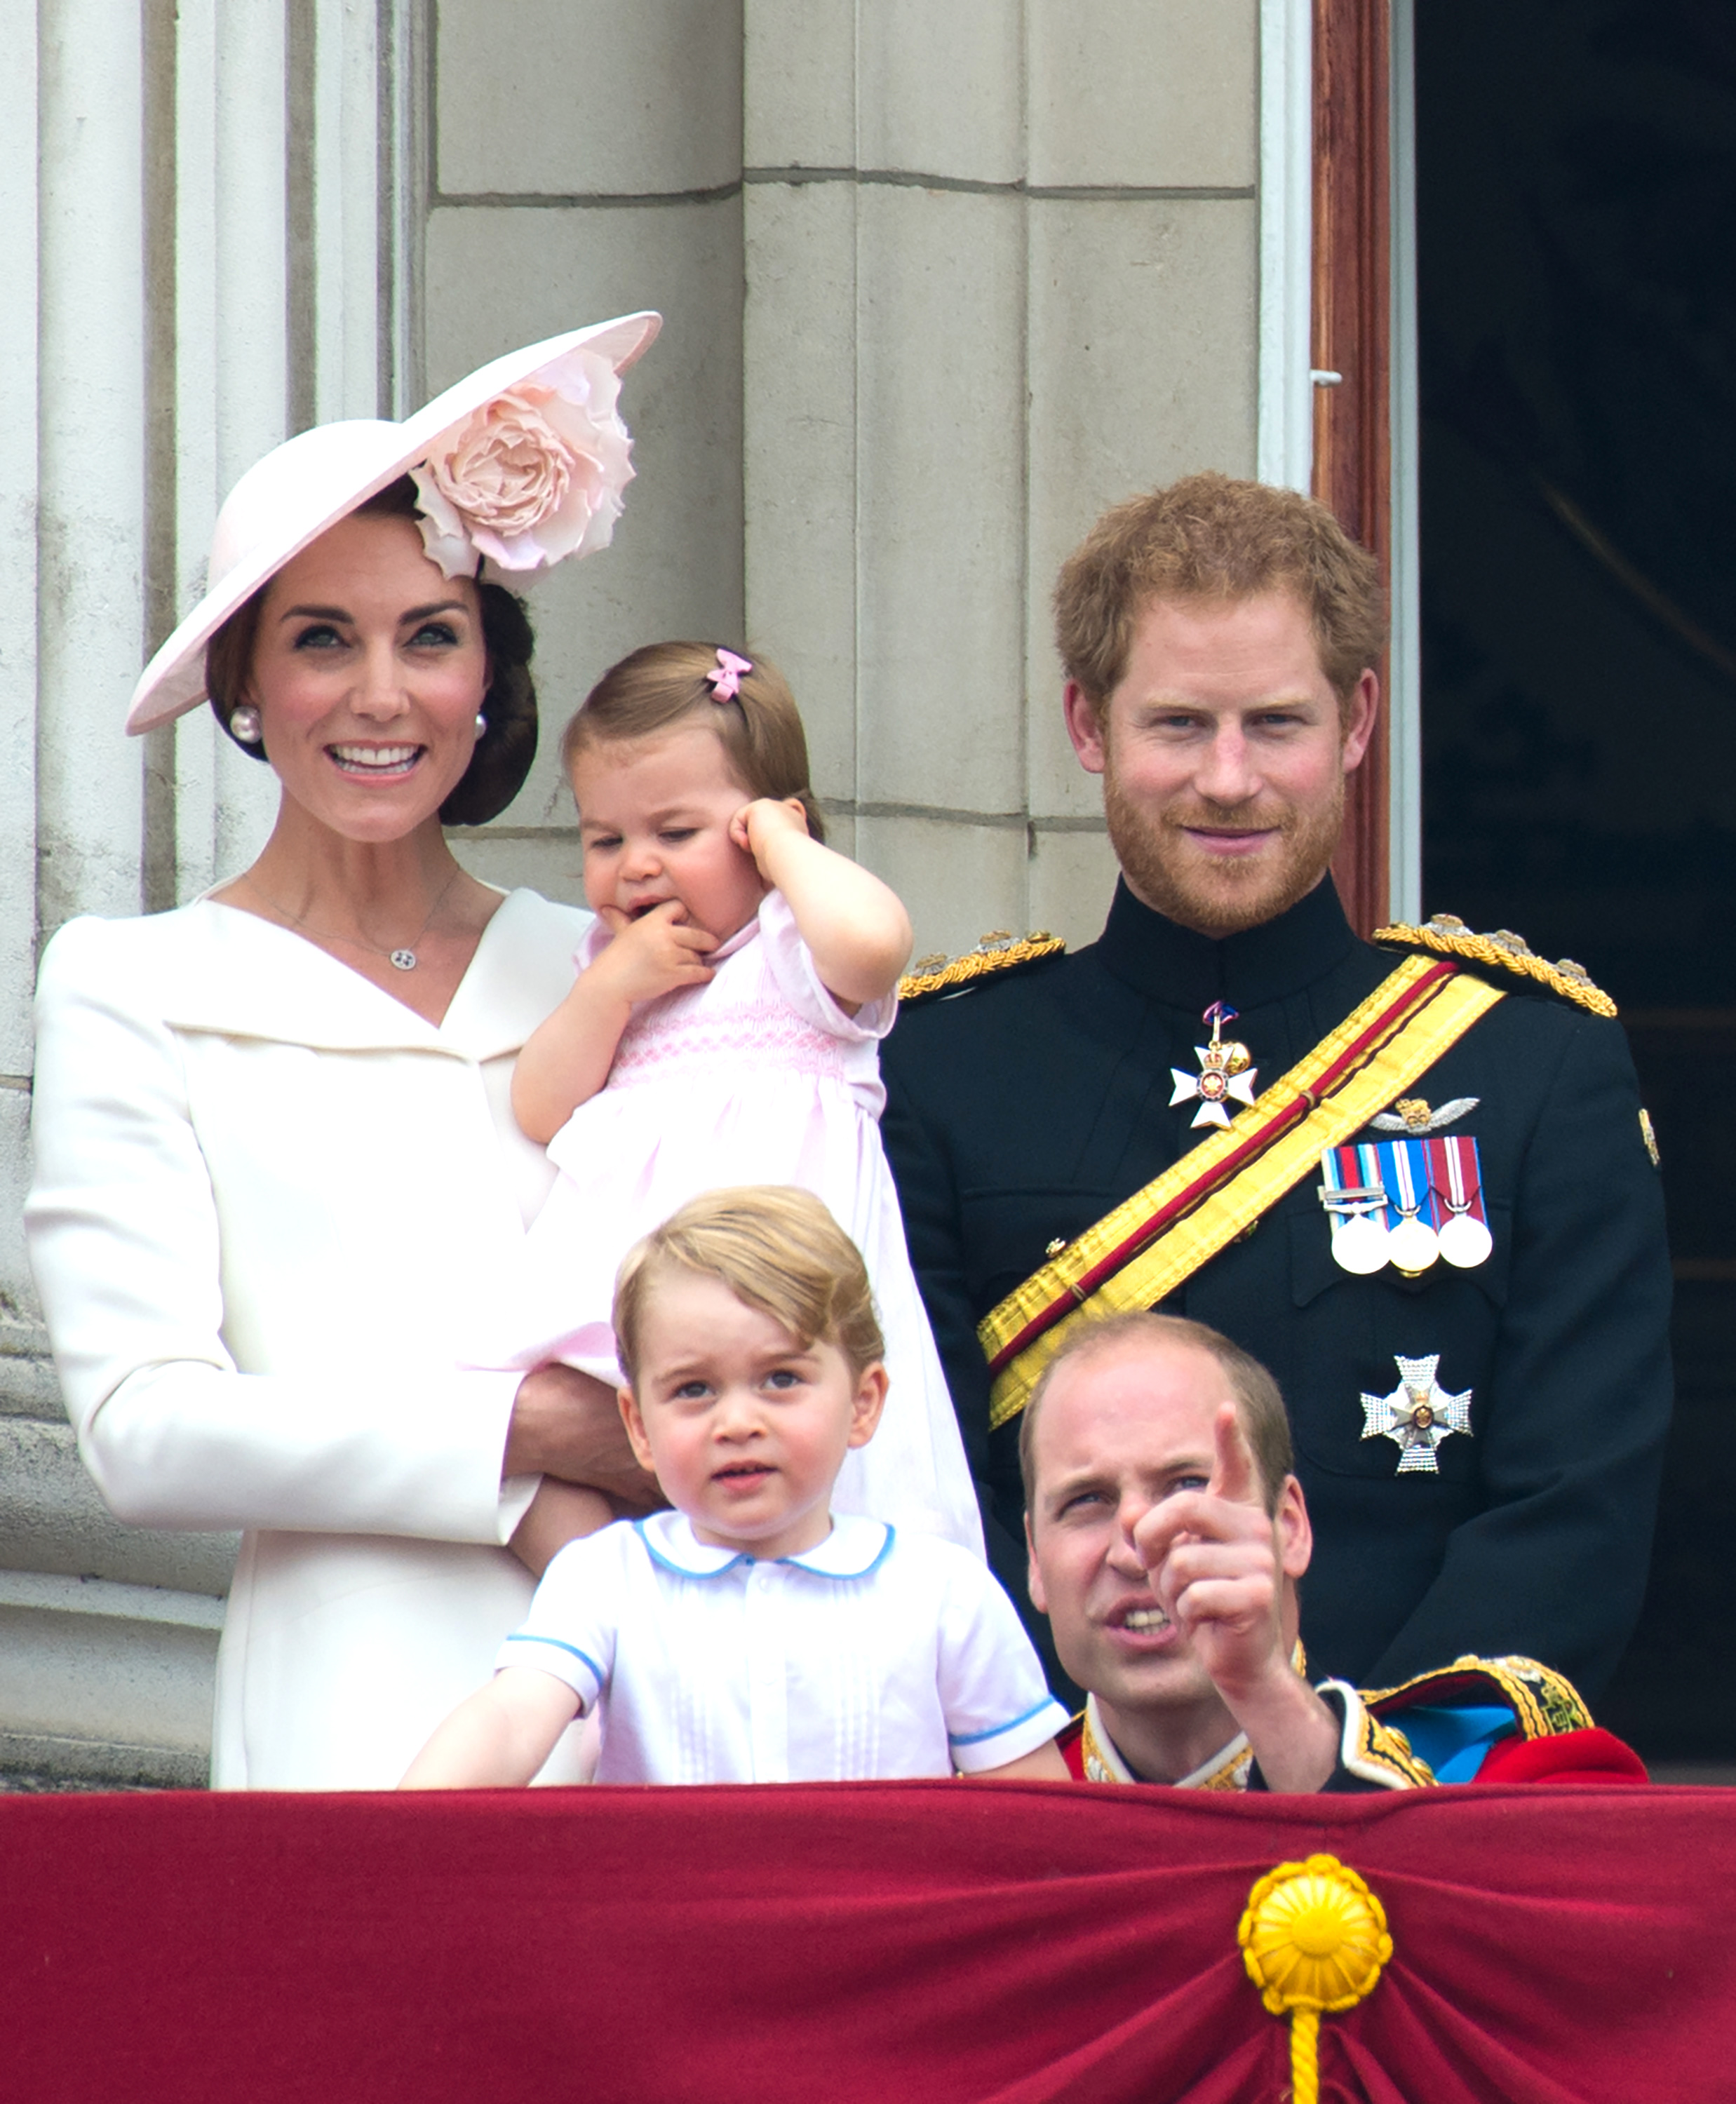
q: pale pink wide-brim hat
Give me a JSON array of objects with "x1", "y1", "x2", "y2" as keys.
[{"x1": 126, "y1": 310, "x2": 661, "y2": 735}]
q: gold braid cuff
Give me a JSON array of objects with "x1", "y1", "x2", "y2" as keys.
[
  {"x1": 1374, "y1": 914, "x2": 1616, "y2": 1018},
  {"x1": 979, "y1": 955, "x2": 1505, "y2": 1428},
  {"x1": 897, "y1": 930, "x2": 1065, "y2": 1004}
]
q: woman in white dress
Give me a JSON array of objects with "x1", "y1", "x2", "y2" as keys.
[{"x1": 25, "y1": 316, "x2": 666, "y2": 1789}]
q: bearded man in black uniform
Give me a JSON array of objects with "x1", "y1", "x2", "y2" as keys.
[{"x1": 880, "y1": 473, "x2": 1671, "y2": 1701}]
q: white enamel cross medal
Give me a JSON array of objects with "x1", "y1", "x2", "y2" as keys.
[
  {"x1": 1360, "y1": 1354, "x2": 1473, "y2": 1474},
  {"x1": 1170, "y1": 1002, "x2": 1258, "y2": 1130}
]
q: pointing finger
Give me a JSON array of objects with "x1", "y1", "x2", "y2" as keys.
[{"x1": 1207, "y1": 1401, "x2": 1260, "y2": 1509}]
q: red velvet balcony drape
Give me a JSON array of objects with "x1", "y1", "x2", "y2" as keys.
[{"x1": 0, "y1": 1782, "x2": 1723, "y2": 2102}]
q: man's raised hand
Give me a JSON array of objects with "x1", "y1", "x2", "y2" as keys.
[{"x1": 1129, "y1": 1401, "x2": 1288, "y2": 1701}]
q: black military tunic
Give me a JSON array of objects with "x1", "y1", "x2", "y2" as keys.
[{"x1": 880, "y1": 877, "x2": 1672, "y2": 1701}]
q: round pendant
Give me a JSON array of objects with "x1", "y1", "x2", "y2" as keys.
[
  {"x1": 1331, "y1": 1213, "x2": 1390, "y2": 1276},
  {"x1": 1387, "y1": 1213, "x2": 1440, "y2": 1275},
  {"x1": 389, "y1": 948, "x2": 418, "y2": 972},
  {"x1": 1438, "y1": 1210, "x2": 1493, "y2": 1269}
]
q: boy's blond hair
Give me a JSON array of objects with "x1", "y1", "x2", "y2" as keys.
[{"x1": 613, "y1": 1187, "x2": 884, "y2": 1383}]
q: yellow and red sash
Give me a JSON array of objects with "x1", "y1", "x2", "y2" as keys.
[{"x1": 978, "y1": 955, "x2": 1505, "y2": 1428}]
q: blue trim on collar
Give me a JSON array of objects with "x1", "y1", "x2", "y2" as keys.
[
  {"x1": 632, "y1": 1511, "x2": 894, "y2": 1581},
  {"x1": 779, "y1": 1516, "x2": 895, "y2": 1579},
  {"x1": 634, "y1": 1514, "x2": 748, "y2": 1580}
]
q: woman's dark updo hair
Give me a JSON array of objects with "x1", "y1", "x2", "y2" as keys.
[{"x1": 203, "y1": 474, "x2": 539, "y2": 826}]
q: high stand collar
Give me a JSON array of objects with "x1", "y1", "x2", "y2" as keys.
[{"x1": 1094, "y1": 873, "x2": 1361, "y2": 1012}]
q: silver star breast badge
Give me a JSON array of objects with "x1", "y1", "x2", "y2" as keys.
[{"x1": 1360, "y1": 1354, "x2": 1473, "y2": 1474}]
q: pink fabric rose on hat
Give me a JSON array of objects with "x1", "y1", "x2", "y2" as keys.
[{"x1": 410, "y1": 345, "x2": 635, "y2": 578}]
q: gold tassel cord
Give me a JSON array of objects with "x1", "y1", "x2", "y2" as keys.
[{"x1": 1238, "y1": 1854, "x2": 1391, "y2": 2102}]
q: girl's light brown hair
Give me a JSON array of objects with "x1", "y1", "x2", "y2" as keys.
[
  {"x1": 613, "y1": 1187, "x2": 883, "y2": 1384},
  {"x1": 560, "y1": 641, "x2": 823, "y2": 842}
]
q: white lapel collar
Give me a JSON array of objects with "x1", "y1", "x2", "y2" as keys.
[{"x1": 158, "y1": 891, "x2": 588, "y2": 1058}]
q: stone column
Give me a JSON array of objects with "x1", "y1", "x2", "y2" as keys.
[
  {"x1": 743, "y1": 0, "x2": 1260, "y2": 959},
  {"x1": 426, "y1": 0, "x2": 748, "y2": 890}
]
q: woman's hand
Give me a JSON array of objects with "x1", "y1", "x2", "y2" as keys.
[{"x1": 504, "y1": 1364, "x2": 662, "y2": 1509}]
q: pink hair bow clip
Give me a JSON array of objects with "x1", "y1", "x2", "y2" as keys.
[{"x1": 705, "y1": 648, "x2": 753, "y2": 702}]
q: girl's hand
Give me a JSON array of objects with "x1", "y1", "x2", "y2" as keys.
[
  {"x1": 587, "y1": 901, "x2": 718, "y2": 1005},
  {"x1": 731, "y1": 797, "x2": 810, "y2": 872}
]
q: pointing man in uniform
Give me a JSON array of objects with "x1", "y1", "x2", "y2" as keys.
[
  {"x1": 1022, "y1": 1309, "x2": 1643, "y2": 1788},
  {"x1": 881, "y1": 472, "x2": 1671, "y2": 1701}
]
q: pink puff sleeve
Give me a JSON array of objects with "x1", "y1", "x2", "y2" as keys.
[{"x1": 756, "y1": 890, "x2": 896, "y2": 1043}]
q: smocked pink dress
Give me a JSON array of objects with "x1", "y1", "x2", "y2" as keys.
[{"x1": 483, "y1": 891, "x2": 983, "y2": 1555}]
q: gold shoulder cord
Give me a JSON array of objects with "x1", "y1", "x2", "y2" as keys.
[
  {"x1": 1374, "y1": 915, "x2": 1617, "y2": 1018},
  {"x1": 897, "y1": 931, "x2": 1065, "y2": 1004}
]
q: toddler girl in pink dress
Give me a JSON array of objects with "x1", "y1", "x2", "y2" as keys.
[{"x1": 490, "y1": 641, "x2": 981, "y2": 1563}]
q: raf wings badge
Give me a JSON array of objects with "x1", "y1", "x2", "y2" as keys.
[
  {"x1": 1170, "y1": 1002, "x2": 1258, "y2": 1130},
  {"x1": 1361, "y1": 1354, "x2": 1473, "y2": 1474}
]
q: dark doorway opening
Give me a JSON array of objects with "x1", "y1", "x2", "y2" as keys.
[{"x1": 1415, "y1": 1, "x2": 1736, "y2": 1760}]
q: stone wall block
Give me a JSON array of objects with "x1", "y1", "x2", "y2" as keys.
[
  {"x1": 0, "y1": 17, "x2": 38, "y2": 1080},
  {"x1": 1028, "y1": 0, "x2": 1258, "y2": 189},
  {"x1": 855, "y1": 814, "x2": 1026, "y2": 966},
  {"x1": 438, "y1": 0, "x2": 744, "y2": 198},
  {"x1": 743, "y1": 0, "x2": 854, "y2": 168},
  {"x1": 0, "y1": 1091, "x2": 37, "y2": 1334},
  {"x1": 35, "y1": 0, "x2": 147, "y2": 938},
  {"x1": 743, "y1": 180, "x2": 859, "y2": 804},
  {"x1": 858, "y1": 1, "x2": 1023, "y2": 184},
  {"x1": 1025, "y1": 196, "x2": 1258, "y2": 819},
  {"x1": 0, "y1": 1418, "x2": 236, "y2": 1596},
  {"x1": 426, "y1": 200, "x2": 746, "y2": 826},
  {"x1": 856, "y1": 187, "x2": 1025, "y2": 816},
  {"x1": 0, "y1": 1607, "x2": 216, "y2": 1772},
  {"x1": 1028, "y1": 825, "x2": 1121, "y2": 952}
]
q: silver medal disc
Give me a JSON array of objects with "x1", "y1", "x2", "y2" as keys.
[
  {"x1": 1438, "y1": 1211, "x2": 1493, "y2": 1269},
  {"x1": 1387, "y1": 1213, "x2": 1440, "y2": 1274},
  {"x1": 1331, "y1": 1213, "x2": 1390, "y2": 1275}
]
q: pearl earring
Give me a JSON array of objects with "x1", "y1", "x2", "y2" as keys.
[
  {"x1": 473, "y1": 712, "x2": 487, "y2": 737},
  {"x1": 230, "y1": 704, "x2": 263, "y2": 744}
]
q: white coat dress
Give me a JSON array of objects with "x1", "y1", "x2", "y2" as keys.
[{"x1": 25, "y1": 889, "x2": 592, "y2": 1790}]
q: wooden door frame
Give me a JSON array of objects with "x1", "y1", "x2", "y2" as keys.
[{"x1": 1314, "y1": 0, "x2": 1392, "y2": 935}]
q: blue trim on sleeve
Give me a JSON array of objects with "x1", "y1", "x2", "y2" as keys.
[
  {"x1": 950, "y1": 1696, "x2": 1056, "y2": 1748},
  {"x1": 501, "y1": 1633, "x2": 607, "y2": 1687}
]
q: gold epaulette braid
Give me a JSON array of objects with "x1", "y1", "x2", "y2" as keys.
[
  {"x1": 897, "y1": 930, "x2": 1065, "y2": 1004},
  {"x1": 1373, "y1": 915, "x2": 1617, "y2": 1018},
  {"x1": 1361, "y1": 1654, "x2": 1595, "y2": 1739}
]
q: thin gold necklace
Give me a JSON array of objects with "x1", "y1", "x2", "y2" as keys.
[{"x1": 244, "y1": 865, "x2": 464, "y2": 972}]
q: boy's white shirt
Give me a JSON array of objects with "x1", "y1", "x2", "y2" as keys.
[{"x1": 500, "y1": 1511, "x2": 1067, "y2": 1782}]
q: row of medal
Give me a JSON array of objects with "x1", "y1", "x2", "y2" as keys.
[{"x1": 1318, "y1": 1136, "x2": 1493, "y2": 1276}]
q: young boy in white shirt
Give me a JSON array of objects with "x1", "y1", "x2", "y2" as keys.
[{"x1": 403, "y1": 1186, "x2": 1068, "y2": 1787}]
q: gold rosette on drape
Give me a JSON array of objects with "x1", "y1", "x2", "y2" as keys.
[{"x1": 1238, "y1": 1854, "x2": 1392, "y2": 2103}]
